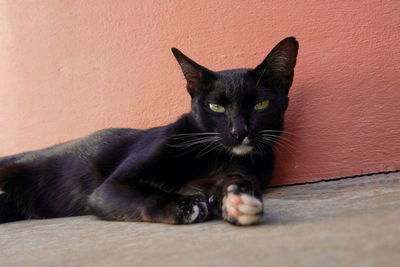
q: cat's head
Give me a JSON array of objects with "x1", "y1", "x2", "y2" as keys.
[{"x1": 172, "y1": 37, "x2": 298, "y2": 155}]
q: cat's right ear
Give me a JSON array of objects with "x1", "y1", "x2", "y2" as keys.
[
  {"x1": 254, "y1": 37, "x2": 299, "y2": 93},
  {"x1": 171, "y1": 48, "x2": 214, "y2": 97}
]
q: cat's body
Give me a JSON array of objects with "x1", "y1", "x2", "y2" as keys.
[{"x1": 0, "y1": 37, "x2": 298, "y2": 225}]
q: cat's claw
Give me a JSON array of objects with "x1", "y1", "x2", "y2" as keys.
[{"x1": 222, "y1": 184, "x2": 263, "y2": 226}]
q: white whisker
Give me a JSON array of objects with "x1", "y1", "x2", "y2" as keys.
[
  {"x1": 255, "y1": 135, "x2": 292, "y2": 155},
  {"x1": 261, "y1": 134, "x2": 295, "y2": 150},
  {"x1": 196, "y1": 143, "x2": 223, "y2": 158},
  {"x1": 168, "y1": 132, "x2": 224, "y2": 158},
  {"x1": 259, "y1": 130, "x2": 296, "y2": 136}
]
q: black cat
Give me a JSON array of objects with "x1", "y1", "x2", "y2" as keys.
[{"x1": 0, "y1": 37, "x2": 298, "y2": 226}]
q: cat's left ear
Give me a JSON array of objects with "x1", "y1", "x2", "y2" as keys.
[
  {"x1": 254, "y1": 37, "x2": 299, "y2": 93},
  {"x1": 171, "y1": 48, "x2": 215, "y2": 97}
]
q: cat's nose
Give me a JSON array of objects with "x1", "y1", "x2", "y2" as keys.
[
  {"x1": 231, "y1": 116, "x2": 248, "y2": 141},
  {"x1": 231, "y1": 130, "x2": 247, "y2": 141}
]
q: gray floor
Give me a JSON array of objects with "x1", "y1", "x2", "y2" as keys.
[{"x1": 1, "y1": 172, "x2": 400, "y2": 267}]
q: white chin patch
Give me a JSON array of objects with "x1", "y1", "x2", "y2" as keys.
[{"x1": 232, "y1": 144, "x2": 253, "y2": 155}]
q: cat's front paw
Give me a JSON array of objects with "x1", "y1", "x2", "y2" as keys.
[
  {"x1": 222, "y1": 184, "x2": 263, "y2": 226},
  {"x1": 176, "y1": 195, "x2": 211, "y2": 224}
]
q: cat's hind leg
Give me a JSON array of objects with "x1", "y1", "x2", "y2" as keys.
[{"x1": 88, "y1": 182, "x2": 212, "y2": 224}]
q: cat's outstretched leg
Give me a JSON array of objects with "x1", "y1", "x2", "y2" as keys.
[
  {"x1": 213, "y1": 176, "x2": 264, "y2": 226},
  {"x1": 221, "y1": 183, "x2": 263, "y2": 226},
  {"x1": 88, "y1": 182, "x2": 212, "y2": 224}
]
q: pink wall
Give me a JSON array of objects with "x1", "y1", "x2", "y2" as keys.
[{"x1": 0, "y1": 0, "x2": 399, "y2": 185}]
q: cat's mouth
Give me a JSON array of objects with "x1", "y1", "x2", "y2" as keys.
[
  {"x1": 230, "y1": 136, "x2": 253, "y2": 155},
  {"x1": 231, "y1": 144, "x2": 253, "y2": 155}
]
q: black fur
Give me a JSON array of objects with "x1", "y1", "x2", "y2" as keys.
[{"x1": 0, "y1": 37, "x2": 298, "y2": 225}]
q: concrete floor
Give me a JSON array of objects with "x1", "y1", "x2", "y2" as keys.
[{"x1": 1, "y1": 172, "x2": 399, "y2": 267}]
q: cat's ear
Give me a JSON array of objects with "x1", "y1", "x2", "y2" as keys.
[
  {"x1": 171, "y1": 48, "x2": 215, "y2": 97},
  {"x1": 254, "y1": 37, "x2": 299, "y2": 93}
]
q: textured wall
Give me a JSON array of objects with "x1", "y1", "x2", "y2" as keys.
[{"x1": 0, "y1": 0, "x2": 399, "y2": 185}]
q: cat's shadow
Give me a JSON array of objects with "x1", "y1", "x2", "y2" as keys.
[{"x1": 270, "y1": 82, "x2": 317, "y2": 185}]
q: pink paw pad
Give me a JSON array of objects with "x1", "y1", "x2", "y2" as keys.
[
  {"x1": 227, "y1": 196, "x2": 242, "y2": 217},
  {"x1": 223, "y1": 185, "x2": 264, "y2": 225}
]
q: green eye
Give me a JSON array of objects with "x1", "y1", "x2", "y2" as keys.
[
  {"x1": 254, "y1": 100, "x2": 270, "y2": 110},
  {"x1": 209, "y1": 103, "x2": 225, "y2": 113}
]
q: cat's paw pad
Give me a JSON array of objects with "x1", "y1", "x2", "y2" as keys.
[
  {"x1": 222, "y1": 184, "x2": 263, "y2": 226},
  {"x1": 177, "y1": 195, "x2": 210, "y2": 224}
]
